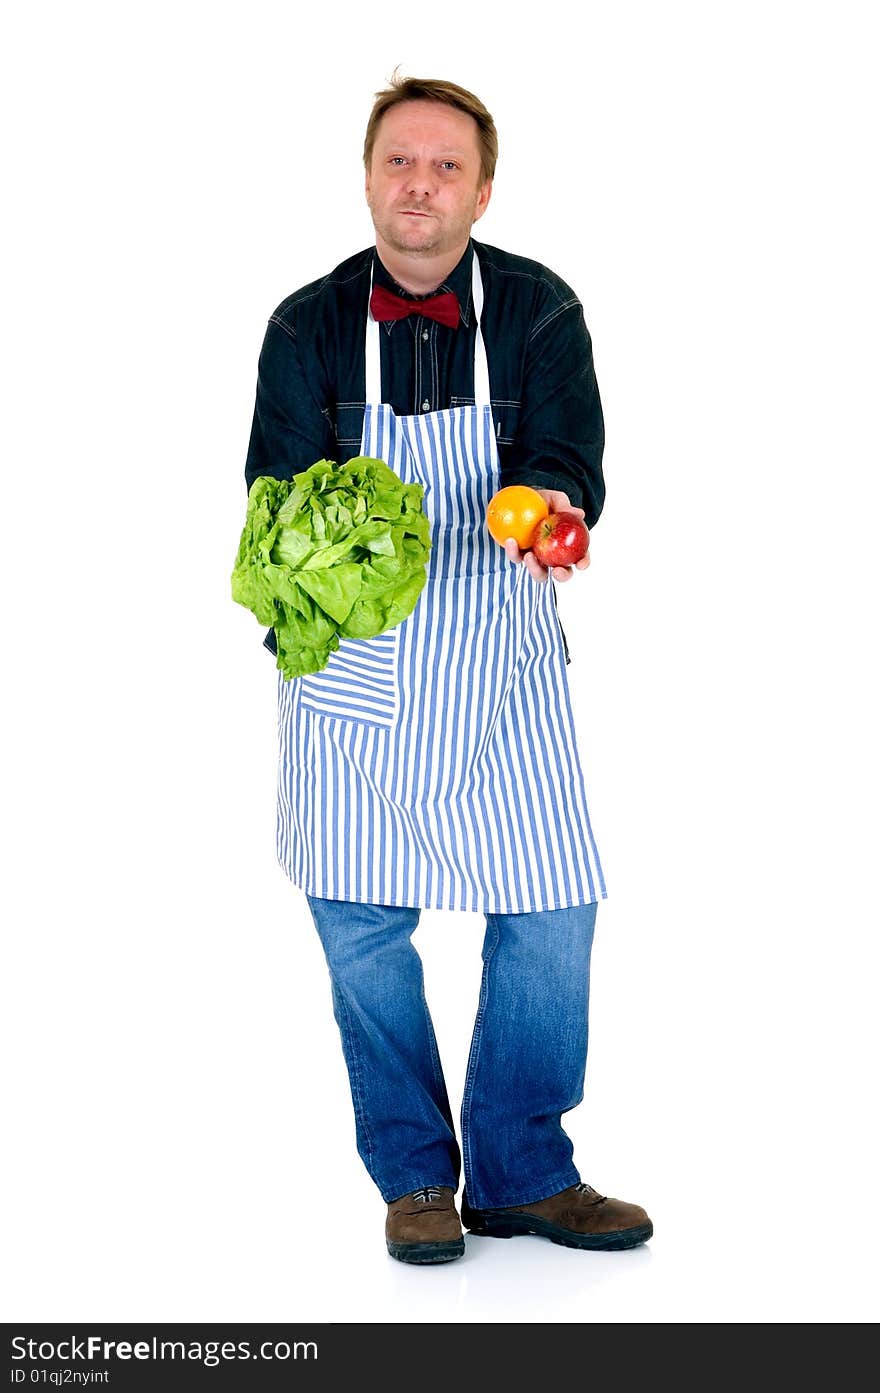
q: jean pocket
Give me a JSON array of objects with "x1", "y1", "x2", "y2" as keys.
[{"x1": 297, "y1": 629, "x2": 400, "y2": 727}]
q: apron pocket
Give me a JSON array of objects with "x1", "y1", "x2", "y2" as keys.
[{"x1": 297, "y1": 630, "x2": 400, "y2": 728}]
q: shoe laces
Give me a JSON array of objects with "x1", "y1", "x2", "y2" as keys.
[
  {"x1": 574, "y1": 1182, "x2": 605, "y2": 1201},
  {"x1": 411, "y1": 1187, "x2": 445, "y2": 1204}
]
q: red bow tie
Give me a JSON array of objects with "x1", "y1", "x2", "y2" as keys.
[{"x1": 369, "y1": 283, "x2": 460, "y2": 329}]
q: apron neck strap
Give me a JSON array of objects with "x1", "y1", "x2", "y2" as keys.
[
  {"x1": 471, "y1": 256, "x2": 491, "y2": 407},
  {"x1": 365, "y1": 252, "x2": 491, "y2": 409}
]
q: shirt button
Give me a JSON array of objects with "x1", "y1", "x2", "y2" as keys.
[
  {"x1": 422, "y1": 330, "x2": 429, "y2": 341},
  {"x1": 421, "y1": 399, "x2": 431, "y2": 411}
]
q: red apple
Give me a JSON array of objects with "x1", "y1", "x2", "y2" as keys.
[{"x1": 529, "y1": 511, "x2": 589, "y2": 567}]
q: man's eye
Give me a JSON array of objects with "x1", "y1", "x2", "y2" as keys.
[
  {"x1": 389, "y1": 156, "x2": 407, "y2": 166},
  {"x1": 441, "y1": 161, "x2": 459, "y2": 171}
]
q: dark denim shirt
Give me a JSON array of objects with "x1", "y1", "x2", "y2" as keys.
[
  {"x1": 244, "y1": 238, "x2": 605, "y2": 658},
  {"x1": 245, "y1": 238, "x2": 605, "y2": 513}
]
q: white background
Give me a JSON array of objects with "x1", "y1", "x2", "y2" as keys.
[{"x1": 3, "y1": 0, "x2": 878, "y2": 1325}]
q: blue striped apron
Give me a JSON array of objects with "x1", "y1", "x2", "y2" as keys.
[{"x1": 276, "y1": 256, "x2": 606, "y2": 913}]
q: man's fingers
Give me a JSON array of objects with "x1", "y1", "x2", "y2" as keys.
[
  {"x1": 536, "y1": 488, "x2": 586, "y2": 517},
  {"x1": 503, "y1": 535, "x2": 589, "y2": 582}
]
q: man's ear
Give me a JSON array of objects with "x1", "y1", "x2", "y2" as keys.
[{"x1": 473, "y1": 178, "x2": 493, "y2": 223}]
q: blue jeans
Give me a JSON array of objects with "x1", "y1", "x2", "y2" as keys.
[{"x1": 305, "y1": 894, "x2": 597, "y2": 1209}]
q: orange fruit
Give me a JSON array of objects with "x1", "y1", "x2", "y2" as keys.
[{"x1": 486, "y1": 485, "x2": 550, "y2": 549}]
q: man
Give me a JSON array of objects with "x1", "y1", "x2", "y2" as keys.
[{"x1": 243, "y1": 75, "x2": 651, "y2": 1263}]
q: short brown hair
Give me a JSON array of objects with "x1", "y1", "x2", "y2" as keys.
[{"x1": 363, "y1": 73, "x2": 498, "y2": 185}]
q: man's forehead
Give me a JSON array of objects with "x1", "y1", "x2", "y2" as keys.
[{"x1": 375, "y1": 101, "x2": 480, "y2": 148}]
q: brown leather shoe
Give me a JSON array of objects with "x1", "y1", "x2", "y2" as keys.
[
  {"x1": 386, "y1": 1186, "x2": 465, "y2": 1264},
  {"x1": 461, "y1": 1182, "x2": 652, "y2": 1251}
]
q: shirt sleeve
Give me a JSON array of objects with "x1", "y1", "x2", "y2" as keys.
[
  {"x1": 244, "y1": 316, "x2": 335, "y2": 493},
  {"x1": 500, "y1": 304, "x2": 606, "y2": 528},
  {"x1": 243, "y1": 315, "x2": 336, "y2": 657}
]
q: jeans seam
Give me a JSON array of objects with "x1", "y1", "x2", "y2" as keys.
[
  {"x1": 419, "y1": 983, "x2": 446, "y2": 1099},
  {"x1": 460, "y1": 917, "x2": 501, "y2": 1206},
  {"x1": 331, "y1": 974, "x2": 377, "y2": 1178}
]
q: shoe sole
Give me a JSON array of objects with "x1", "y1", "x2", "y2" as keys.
[
  {"x1": 386, "y1": 1238, "x2": 466, "y2": 1264},
  {"x1": 463, "y1": 1212, "x2": 653, "y2": 1251}
]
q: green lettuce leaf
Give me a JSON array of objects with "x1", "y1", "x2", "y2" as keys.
[{"x1": 231, "y1": 457, "x2": 432, "y2": 677}]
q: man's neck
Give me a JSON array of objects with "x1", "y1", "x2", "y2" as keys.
[{"x1": 374, "y1": 236, "x2": 469, "y2": 295}]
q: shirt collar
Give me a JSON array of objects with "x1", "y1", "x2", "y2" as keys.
[{"x1": 371, "y1": 241, "x2": 474, "y2": 328}]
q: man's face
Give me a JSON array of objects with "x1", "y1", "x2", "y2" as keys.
[{"x1": 365, "y1": 100, "x2": 492, "y2": 260}]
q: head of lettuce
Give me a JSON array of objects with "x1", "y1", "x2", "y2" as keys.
[{"x1": 231, "y1": 456, "x2": 432, "y2": 679}]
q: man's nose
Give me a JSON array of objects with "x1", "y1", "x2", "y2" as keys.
[{"x1": 405, "y1": 163, "x2": 436, "y2": 198}]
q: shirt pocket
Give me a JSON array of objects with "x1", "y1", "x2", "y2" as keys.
[
  {"x1": 334, "y1": 402, "x2": 366, "y2": 451},
  {"x1": 450, "y1": 398, "x2": 521, "y2": 446},
  {"x1": 490, "y1": 399, "x2": 521, "y2": 445},
  {"x1": 297, "y1": 629, "x2": 400, "y2": 728}
]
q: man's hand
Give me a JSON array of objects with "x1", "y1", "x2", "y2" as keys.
[{"x1": 503, "y1": 489, "x2": 591, "y2": 583}]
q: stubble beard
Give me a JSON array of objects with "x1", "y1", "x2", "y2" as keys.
[{"x1": 369, "y1": 203, "x2": 474, "y2": 260}]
